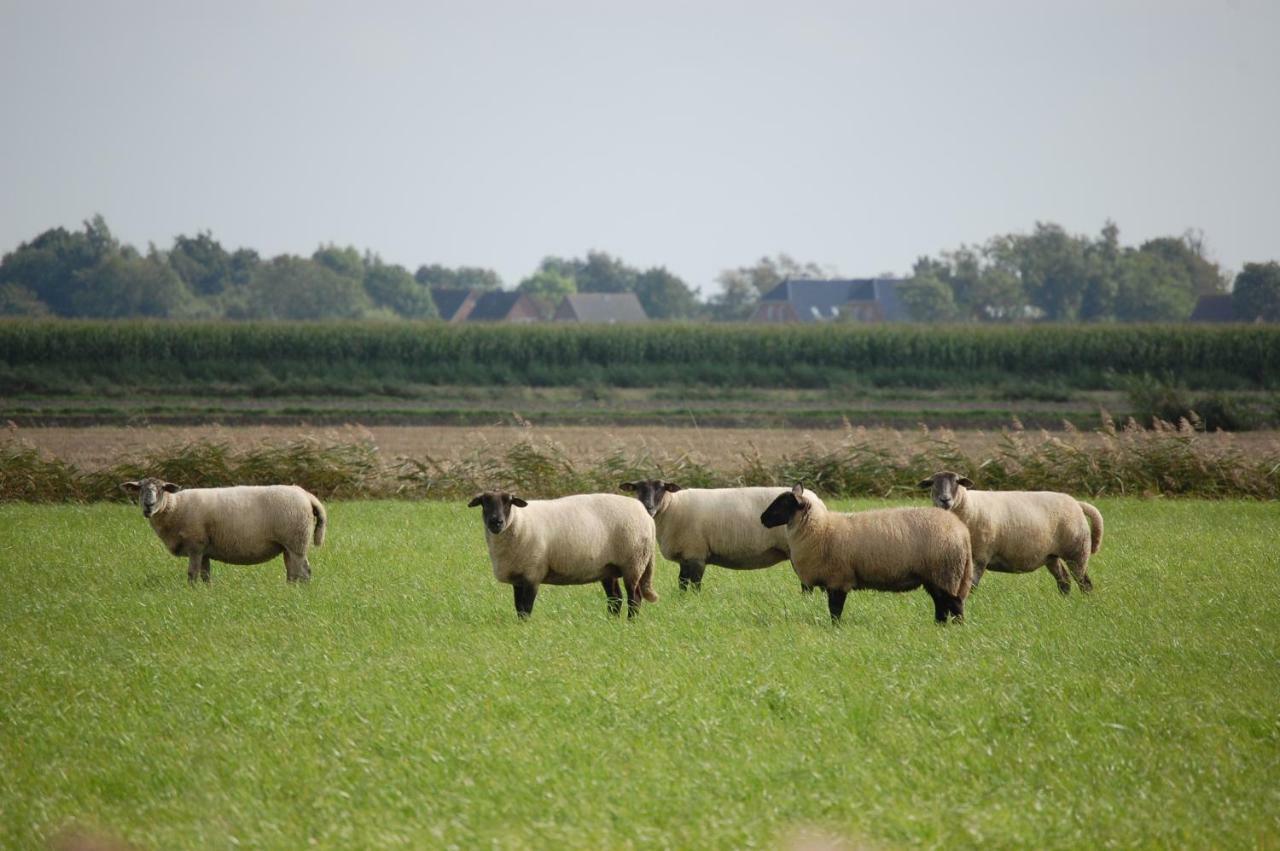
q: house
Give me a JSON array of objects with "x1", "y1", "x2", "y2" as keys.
[
  {"x1": 429, "y1": 288, "x2": 478, "y2": 323},
  {"x1": 1189, "y1": 294, "x2": 1234, "y2": 322},
  {"x1": 464, "y1": 290, "x2": 542, "y2": 322},
  {"x1": 554, "y1": 292, "x2": 649, "y2": 323},
  {"x1": 750, "y1": 278, "x2": 907, "y2": 323}
]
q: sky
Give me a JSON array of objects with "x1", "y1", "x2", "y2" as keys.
[{"x1": 1, "y1": 0, "x2": 1277, "y2": 294}]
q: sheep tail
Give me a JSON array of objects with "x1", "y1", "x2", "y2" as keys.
[
  {"x1": 1078, "y1": 501, "x2": 1103, "y2": 554},
  {"x1": 310, "y1": 494, "x2": 327, "y2": 548},
  {"x1": 640, "y1": 553, "x2": 659, "y2": 603}
]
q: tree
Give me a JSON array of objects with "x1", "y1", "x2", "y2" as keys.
[
  {"x1": 898, "y1": 270, "x2": 960, "y2": 321},
  {"x1": 1010, "y1": 222, "x2": 1092, "y2": 321},
  {"x1": 71, "y1": 252, "x2": 193, "y2": 318},
  {"x1": 708, "y1": 254, "x2": 828, "y2": 321},
  {"x1": 414, "y1": 264, "x2": 503, "y2": 290},
  {"x1": 0, "y1": 216, "x2": 116, "y2": 315},
  {"x1": 634, "y1": 267, "x2": 698, "y2": 319},
  {"x1": 517, "y1": 269, "x2": 577, "y2": 319},
  {"x1": 312, "y1": 244, "x2": 364, "y2": 280},
  {"x1": 1114, "y1": 251, "x2": 1195, "y2": 321},
  {"x1": 246, "y1": 256, "x2": 370, "y2": 319},
  {"x1": 0, "y1": 283, "x2": 49, "y2": 316},
  {"x1": 363, "y1": 258, "x2": 437, "y2": 319},
  {"x1": 169, "y1": 231, "x2": 233, "y2": 296},
  {"x1": 1080, "y1": 220, "x2": 1122, "y2": 321},
  {"x1": 1232, "y1": 262, "x2": 1280, "y2": 322},
  {"x1": 1139, "y1": 234, "x2": 1228, "y2": 298}
]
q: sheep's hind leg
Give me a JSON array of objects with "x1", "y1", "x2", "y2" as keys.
[
  {"x1": 602, "y1": 577, "x2": 623, "y2": 616},
  {"x1": 1065, "y1": 551, "x2": 1093, "y2": 593},
  {"x1": 200, "y1": 555, "x2": 211, "y2": 584},
  {"x1": 970, "y1": 561, "x2": 987, "y2": 590},
  {"x1": 678, "y1": 560, "x2": 706, "y2": 592},
  {"x1": 283, "y1": 549, "x2": 310, "y2": 583},
  {"x1": 1046, "y1": 557, "x2": 1072, "y2": 595},
  {"x1": 513, "y1": 582, "x2": 538, "y2": 619},
  {"x1": 925, "y1": 586, "x2": 949, "y2": 623}
]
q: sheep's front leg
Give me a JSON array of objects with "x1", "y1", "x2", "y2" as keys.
[
  {"x1": 826, "y1": 589, "x2": 847, "y2": 622},
  {"x1": 186, "y1": 553, "x2": 204, "y2": 585},
  {"x1": 513, "y1": 582, "x2": 538, "y2": 619},
  {"x1": 200, "y1": 555, "x2": 211, "y2": 584},
  {"x1": 678, "y1": 560, "x2": 705, "y2": 591},
  {"x1": 601, "y1": 577, "x2": 623, "y2": 616}
]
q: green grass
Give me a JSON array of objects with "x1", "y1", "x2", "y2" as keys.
[{"x1": 1, "y1": 499, "x2": 1278, "y2": 849}]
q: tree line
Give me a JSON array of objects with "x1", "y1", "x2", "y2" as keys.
[{"x1": 0, "y1": 215, "x2": 1276, "y2": 322}]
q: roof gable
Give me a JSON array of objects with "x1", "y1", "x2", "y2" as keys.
[
  {"x1": 555, "y1": 292, "x2": 649, "y2": 322},
  {"x1": 757, "y1": 278, "x2": 906, "y2": 322}
]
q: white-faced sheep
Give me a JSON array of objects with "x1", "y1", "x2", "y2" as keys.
[
  {"x1": 619, "y1": 480, "x2": 808, "y2": 591},
  {"x1": 917, "y1": 471, "x2": 1102, "y2": 594},
  {"x1": 760, "y1": 484, "x2": 973, "y2": 623},
  {"x1": 121, "y1": 478, "x2": 326, "y2": 583},
  {"x1": 468, "y1": 490, "x2": 658, "y2": 619}
]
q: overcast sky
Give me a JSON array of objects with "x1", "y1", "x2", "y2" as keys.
[{"x1": 2, "y1": 0, "x2": 1277, "y2": 293}]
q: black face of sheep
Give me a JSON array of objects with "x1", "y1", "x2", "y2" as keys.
[
  {"x1": 917, "y1": 471, "x2": 974, "y2": 510},
  {"x1": 120, "y1": 477, "x2": 182, "y2": 518},
  {"x1": 619, "y1": 480, "x2": 681, "y2": 517},
  {"x1": 467, "y1": 491, "x2": 529, "y2": 535},
  {"x1": 761, "y1": 484, "x2": 808, "y2": 528}
]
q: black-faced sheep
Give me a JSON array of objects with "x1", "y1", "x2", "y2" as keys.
[
  {"x1": 761, "y1": 484, "x2": 973, "y2": 623},
  {"x1": 619, "y1": 480, "x2": 808, "y2": 591},
  {"x1": 121, "y1": 478, "x2": 326, "y2": 583},
  {"x1": 918, "y1": 471, "x2": 1102, "y2": 594},
  {"x1": 468, "y1": 490, "x2": 658, "y2": 619}
]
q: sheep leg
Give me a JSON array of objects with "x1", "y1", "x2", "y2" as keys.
[
  {"x1": 601, "y1": 578, "x2": 623, "y2": 616},
  {"x1": 925, "y1": 586, "x2": 949, "y2": 623},
  {"x1": 1065, "y1": 552, "x2": 1093, "y2": 593},
  {"x1": 678, "y1": 560, "x2": 705, "y2": 591},
  {"x1": 283, "y1": 549, "x2": 310, "y2": 583},
  {"x1": 946, "y1": 593, "x2": 965, "y2": 623},
  {"x1": 970, "y1": 561, "x2": 987, "y2": 590},
  {"x1": 513, "y1": 582, "x2": 538, "y2": 619},
  {"x1": 826, "y1": 589, "x2": 847, "y2": 622},
  {"x1": 625, "y1": 579, "x2": 641, "y2": 619},
  {"x1": 1046, "y1": 557, "x2": 1072, "y2": 595},
  {"x1": 186, "y1": 553, "x2": 203, "y2": 585},
  {"x1": 200, "y1": 555, "x2": 211, "y2": 584}
]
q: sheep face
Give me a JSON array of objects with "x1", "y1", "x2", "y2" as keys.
[
  {"x1": 467, "y1": 491, "x2": 529, "y2": 535},
  {"x1": 918, "y1": 471, "x2": 974, "y2": 510},
  {"x1": 619, "y1": 480, "x2": 682, "y2": 516},
  {"x1": 760, "y1": 484, "x2": 808, "y2": 528},
  {"x1": 120, "y1": 477, "x2": 181, "y2": 518}
]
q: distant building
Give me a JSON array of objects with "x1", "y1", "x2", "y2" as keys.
[
  {"x1": 1189, "y1": 294, "x2": 1234, "y2": 322},
  {"x1": 430, "y1": 288, "x2": 479, "y2": 323},
  {"x1": 554, "y1": 292, "x2": 649, "y2": 323},
  {"x1": 465, "y1": 290, "x2": 541, "y2": 322},
  {"x1": 750, "y1": 278, "x2": 907, "y2": 323}
]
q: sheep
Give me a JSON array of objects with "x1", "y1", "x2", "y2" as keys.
[
  {"x1": 467, "y1": 490, "x2": 658, "y2": 619},
  {"x1": 120, "y1": 477, "x2": 326, "y2": 583},
  {"x1": 760, "y1": 484, "x2": 973, "y2": 623},
  {"x1": 917, "y1": 471, "x2": 1103, "y2": 594},
  {"x1": 619, "y1": 480, "x2": 810, "y2": 592}
]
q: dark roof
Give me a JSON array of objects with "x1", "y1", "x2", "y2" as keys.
[
  {"x1": 758, "y1": 278, "x2": 907, "y2": 322},
  {"x1": 555, "y1": 292, "x2": 649, "y2": 323},
  {"x1": 430, "y1": 288, "x2": 474, "y2": 321},
  {"x1": 467, "y1": 290, "x2": 526, "y2": 321},
  {"x1": 1190, "y1": 294, "x2": 1234, "y2": 322}
]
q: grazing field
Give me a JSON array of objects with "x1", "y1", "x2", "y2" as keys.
[{"x1": 2, "y1": 499, "x2": 1277, "y2": 849}]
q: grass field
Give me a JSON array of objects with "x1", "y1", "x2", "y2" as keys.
[{"x1": 2, "y1": 498, "x2": 1278, "y2": 849}]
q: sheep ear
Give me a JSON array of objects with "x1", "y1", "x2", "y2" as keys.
[
  {"x1": 917, "y1": 478, "x2": 934, "y2": 489},
  {"x1": 162, "y1": 482, "x2": 182, "y2": 493},
  {"x1": 958, "y1": 477, "x2": 974, "y2": 488},
  {"x1": 510, "y1": 496, "x2": 528, "y2": 508},
  {"x1": 467, "y1": 495, "x2": 483, "y2": 508},
  {"x1": 120, "y1": 481, "x2": 141, "y2": 494},
  {"x1": 663, "y1": 482, "x2": 682, "y2": 493},
  {"x1": 791, "y1": 483, "x2": 804, "y2": 497},
  {"x1": 619, "y1": 482, "x2": 637, "y2": 492}
]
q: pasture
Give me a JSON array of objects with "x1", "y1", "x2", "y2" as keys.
[{"x1": 2, "y1": 498, "x2": 1277, "y2": 849}]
